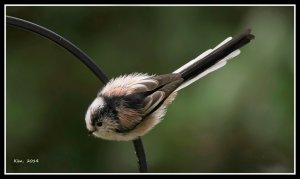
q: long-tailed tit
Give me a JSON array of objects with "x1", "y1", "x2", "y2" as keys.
[{"x1": 85, "y1": 29, "x2": 254, "y2": 141}]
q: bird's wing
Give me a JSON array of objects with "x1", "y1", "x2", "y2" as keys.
[
  {"x1": 136, "y1": 73, "x2": 183, "y2": 115},
  {"x1": 142, "y1": 76, "x2": 183, "y2": 115},
  {"x1": 116, "y1": 73, "x2": 183, "y2": 132},
  {"x1": 129, "y1": 73, "x2": 182, "y2": 93}
]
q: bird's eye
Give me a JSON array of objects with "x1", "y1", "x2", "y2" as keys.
[{"x1": 96, "y1": 121, "x2": 103, "y2": 127}]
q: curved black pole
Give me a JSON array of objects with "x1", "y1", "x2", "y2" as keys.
[
  {"x1": 6, "y1": 16, "x2": 109, "y2": 84},
  {"x1": 133, "y1": 137, "x2": 147, "y2": 173},
  {"x1": 6, "y1": 16, "x2": 147, "y2": 173}
]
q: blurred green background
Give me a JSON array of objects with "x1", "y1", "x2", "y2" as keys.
[{"x1": 6, "y1": 6, "x2": 294, "y2": 173}]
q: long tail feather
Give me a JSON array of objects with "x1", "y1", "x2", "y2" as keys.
[{"x1": 174, "y1": 29, "x2": 254, "y2": 91}]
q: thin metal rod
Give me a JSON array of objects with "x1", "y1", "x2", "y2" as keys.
[
  {"x1": 6, "y1": 16, "x2": 147, "y2": 173},
  {"x1": 6, "y1": 16, "x2": 109, "y2": 84},
  {"x1": 133, "y1": 137, "x2": 148, "y2": 172}
]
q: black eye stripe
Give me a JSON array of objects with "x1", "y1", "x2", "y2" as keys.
[
  {"x1": 90, "y1": 108, "x2": 101, "y2": 126},
  {"x1": 90, "y1": 96, "x2": 120, "y2": 127},
  {"x1": 96, "y1": 121, "x2": 103, "y2": 127},
  {"x1": 91, "y1": 107, "x2": 118, "y2": 126},
  {"x1": 102, "y1": 96, "x2": 120, "y2": 120}
]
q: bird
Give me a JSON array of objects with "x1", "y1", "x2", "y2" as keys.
[{"x1": 85, "y1": 29, "x2": 254, "y2": 141}]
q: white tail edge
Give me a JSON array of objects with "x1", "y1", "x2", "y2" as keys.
[{"x1": 174, "y1": 37, "x2": 241, "y2": 92}]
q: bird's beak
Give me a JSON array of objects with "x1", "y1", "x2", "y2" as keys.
[{"x1": 88, "y1": 129, "x2": 96, "y2": 136}]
